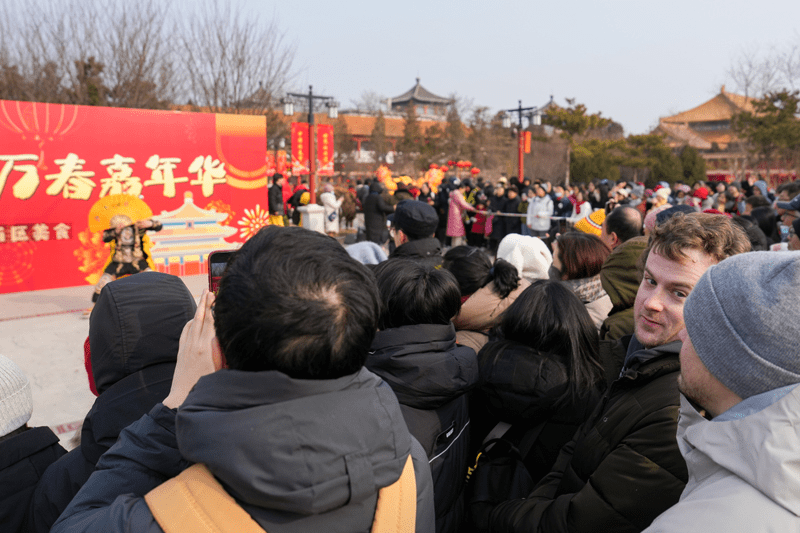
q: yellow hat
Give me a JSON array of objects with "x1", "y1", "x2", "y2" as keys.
[{"x1": 574, "y1": 209, "x2": 605, "y2": 236}]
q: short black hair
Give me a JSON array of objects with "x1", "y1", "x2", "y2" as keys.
[
  {"x1": 272, "y1": 173, "x2": 284, "y2": 184},
  {"x1": 604, "y1": 205, "x2": 642, "y2": 244},
  {"x1": 373, "y1": 260, "x2": 461, "y2": 329},
  {"x1": 214, "y1": 226, "x2": 380, "y2": 379}
]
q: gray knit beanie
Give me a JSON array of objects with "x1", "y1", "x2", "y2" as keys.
[
  {"x1": 0, "y1": 355, "x2": 33, "y2": 437},
  {"x1": 684, "y1": 251, "x2": 800, "y2": 399}
]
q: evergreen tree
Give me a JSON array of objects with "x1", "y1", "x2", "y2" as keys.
[
  {"x1": 399, "y1": 105, "x2": 422, "y2": 154},
  {"x1": 680, "y1": 146, "x2": 707, "y2": 184},
  {"x1": 370, "y1": 110, "x2": 388, "y2": 163}
]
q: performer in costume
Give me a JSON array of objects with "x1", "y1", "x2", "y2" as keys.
[{"x1": 91, "y1": 215, "x2": 162, "y2": 303}]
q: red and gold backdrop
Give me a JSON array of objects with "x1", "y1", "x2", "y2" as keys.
[{"x1": 0, "y1": 100, "x2": 271, "y2": 294}]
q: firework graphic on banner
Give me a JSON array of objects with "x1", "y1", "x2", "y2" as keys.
[{"x1": 237, "y1": 204, "x2": 269, "y2": 240}]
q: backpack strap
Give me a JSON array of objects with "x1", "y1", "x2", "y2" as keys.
[
  {"x1": 372, "y1": 454, "x2": 417, "y2": 533},
  {"x1": 145, "y1": 457, "x2": 417, "y2": 533},
  {"x1": 144, "y1": 464, "x2": 266, "y2": 533}
]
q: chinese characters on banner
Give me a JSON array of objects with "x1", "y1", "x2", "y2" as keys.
[
  {"x1": 265, "y1": 150, "x2": 288, "y2": 177},
  {"x1": 317, "y1": 124, "x2": 334, "y2": 177},
  {"x1": 290, "y1": 122, "x2": 335, "y2": 176},
  {"x1": 0, "y1": 100, "x2": 268, "y2": 294},
  {"x1": 291, "y1": 122, "x2": 309, "y2": 175}
]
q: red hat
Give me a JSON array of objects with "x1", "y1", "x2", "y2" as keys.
[{"x1": 693, "y1": 187, "x2": 709, "y2": 200}]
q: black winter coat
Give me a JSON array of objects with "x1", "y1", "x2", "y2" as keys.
[
  {"x1": 363, "y1": 191, "x2": 394, "y2": 244},
  {"x1": 268, "y1": 183, "x2": 284, "y2": 215},
  {"x1": 471, "y1": 341, "x2": 603, "y2": 485},
  {"x1": 0, "y1": 426, "x2": 66, "y2": 533},
  {"x1": 389, "y1": 237, "x2": 443, "y2": 268},
  {"x1": 27, "y1": 363, "x2": 174, "y2": 533},
  {"x1": 366, "y1": 323, "x2": 479, "y2": 533},
  {"x1": 489, "y1": 337, "x2": 688, "y2": 533},
  {"x1": 27, "y1": 272, "x2": 194, "y2": 532}
]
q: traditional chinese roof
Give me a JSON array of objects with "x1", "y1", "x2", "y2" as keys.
[
  {"x1": 157, "y1": 192, "x2": 230, "y2": 223},
  {"x1": 653, "y1": 122, "x2": 712, "y2": 150},
  {"x1": 660, "y1": 86, "x2": 757, "y2": 125},
  {"x1": 390, "y1": 79, "x2": 453, "y2": 106},
  {"x1": 341, "y1": 113, "x2": 443, "y2": 138}
]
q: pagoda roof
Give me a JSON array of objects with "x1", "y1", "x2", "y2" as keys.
[
  {"x1": 661, "y1": 86, "x2": 757, "y2": 124},
  {"x1": 158, "y1": 192, "x2": 230, "y2": 222},
  {"x1": 390, "y1": 78, "x2": 452, "y2": 106},
  {"x1": 654, "y1": 122, "x2": 712, "y2": 150}
]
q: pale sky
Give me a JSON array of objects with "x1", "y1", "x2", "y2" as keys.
[{"x1": 243, "y1": 0, "x2": 799, "y2": 134}]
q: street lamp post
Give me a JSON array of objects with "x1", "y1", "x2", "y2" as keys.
[
  {"x1": 501, "y1": 100, "x2": 541, "y2": 185},
  {"x1": 283, "y1": 85, "x2": 338, "y2": 204}
]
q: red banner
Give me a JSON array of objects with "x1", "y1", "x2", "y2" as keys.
[
  {"x1": 524, "y1": 131, "x2": 532, "y2": 154},
  {"x1": 317, "y1": 124, "x2": 334, "y2": 177},
  {"x1": 265, "y1": 150, "x2": 288, "y2": 177},
  {"x1": 0, "y1": 100, "x2": 272, "y2": 294},
  {"x1": 291, "y1": 122, "x2": 309, "y2": 175}
]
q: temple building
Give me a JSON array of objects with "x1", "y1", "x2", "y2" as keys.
[
  {"x1": 653, "y1": 86, "x2": 795, "y2": 183},
  {"x1": 387, "y1": 78, "x2": 453, "y2": 118}
]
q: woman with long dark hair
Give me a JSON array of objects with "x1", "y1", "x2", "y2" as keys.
[
  {"x1": 443, "y1": 245, "x2": 529, "y2": 352},
  {"x1": 471, "y1": 279, "x2": 606, "y2": 486}
]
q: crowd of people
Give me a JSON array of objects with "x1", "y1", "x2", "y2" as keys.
[{"x1": 2, "y1": 172, "x2": 800, "y2": 533}]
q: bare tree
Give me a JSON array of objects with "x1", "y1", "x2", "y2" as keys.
[
  {"x1": 179, "y1": 1, "x2": 296, "y2": 114},
  {"x1": 349, "y1": 91, "x2": 387, "y2": 114},
  {"x1": 727, "y1": 47, "x2": 780, "y2": 97}
]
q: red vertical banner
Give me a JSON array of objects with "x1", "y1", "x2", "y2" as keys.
[
  {"x1": 524, "y1": 131, "x2": 532, "y2": 154},
  {"x1": 317, "y1": 124, "x2": 334, "y2": 177},
  {"x1": 276, "y1": 150, "x2": 287, "y2": 174},
  {"x1": 291, "y1": 123, "x2": 309, "y2": 175}
]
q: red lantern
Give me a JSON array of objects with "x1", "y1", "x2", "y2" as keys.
[
  {"x1": 471, "y1": 167, "x2": 480, "y2": 175},
  {"x1": 447, "y1": 160, "x2": 456, "y2": 167},
  {"x1": 429, "y1": 163, "x2": 439, "y2": 169},
  {"x1": 441, "y1": 165, "x2": 450, "y2": 172}
]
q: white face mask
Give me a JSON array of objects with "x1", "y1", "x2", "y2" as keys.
[{"x1": 555, "y1": 192, "x2": 563, "y2": 199}]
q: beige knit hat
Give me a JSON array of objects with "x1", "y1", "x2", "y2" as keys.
[{"x1": 0, "y1": 355, "x2": 33, "y2": 437}]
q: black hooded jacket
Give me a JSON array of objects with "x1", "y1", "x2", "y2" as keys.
[
  {"x1": 366, "y1": 323, "x2": 479, "y2": 533},
  {"x1": 389, "y1": 237, "x2": 444, "y2": 268},
  {"x1": 363, "y1": 182, "x2": 394, "y2": 244},
  {"x1": 471, "y1": 340, "x2": 603, "y2": 485},
  {"x1": 27, "y1": 272, "x2": 196, "y2": 533}
]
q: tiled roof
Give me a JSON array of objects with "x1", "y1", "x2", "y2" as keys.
[
  {"x1": 661, "y1": 86, "x2": 757, "y2": 124},
  {"x1": 390, "y1": 78, "x2": 453, "y2": 105},
  {"x1": 654, "y1": 122, "x2": 712, "y2": 150}
]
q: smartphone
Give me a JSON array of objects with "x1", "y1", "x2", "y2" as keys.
[{"x1": 208, "y1": 251, "x2": 235, "y2": 295}]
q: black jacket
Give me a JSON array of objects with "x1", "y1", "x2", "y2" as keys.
[
  {"x1": 363, "y1": 187, "x2": 394, "y2": 244},
  {"x1": 0, "y1": 426, "x2": 66, "y2": 533},
  {"x1": 52, "y1": 369, "x2": 436, "y2": 533},
  {"x1": 389, "y1": 237, "x2": 443, "y2": 268},
  {"x1": 27, "y1": 364, "x2": 174, "y2": 533},
  {"x1": 268, "y1": 183, "x2": 284, "y2": 215},
  {"x1": 471, "y1": 340, "x2": 603, "y2": 485},
  {"x1": 28, "y1": 272, "x2": 195, "y2": 533},
  {"x1": 367, "y1": 323, "x2": 479, "y2": 533},
  {"x1": 489, "y1": 337, "x2": 688, "y2": 533}
]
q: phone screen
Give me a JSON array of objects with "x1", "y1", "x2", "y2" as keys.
[{"x1": 208, "y1": 251, "x2": 234, "y2": 295}]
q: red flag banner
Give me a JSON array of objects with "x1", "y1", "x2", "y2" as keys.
[
  {"x1": 317, "y1": 124, "x2": 334, "y2": 177},
  {"x1": 291, "y1": 123, "x2": 309, "y2": 175},
  {"x1": 524, "y1": 131, "x2": 532, "y2": 154},
  {"x1": 0, "y1": 100, "x2": 271, "y2": 294}
]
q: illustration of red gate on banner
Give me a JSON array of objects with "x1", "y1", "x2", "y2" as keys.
[{"x1": 0, "y1": 100, "x2": 271, "y2": 294}]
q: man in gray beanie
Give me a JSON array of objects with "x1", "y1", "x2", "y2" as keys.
[{"x1": 645, "y1": 251, "x2": 800, "y2": 532}]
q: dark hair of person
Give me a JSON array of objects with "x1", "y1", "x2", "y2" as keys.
[
  {"x1": 214, "y1": 226, "x2": 380, "y2": 379},
  {"x1": 749, "y1": 205, "x2": 781, "y2": 244},
  {"x1": 744, "y1": 195, "x2": 770, "y2": 209},
  {"x1": 443, "y1": 245, "x2": 520, "y2": 298},
  {"x1": 604, "y1": 205, "x2": 642, "y2": 243},
  {"x1": 556, "y1": 232, "x2": 612, "y2": 280},
  {"x1": 486, "y1": 280, "x2": 605, "y2": 405},
  {"x1": 732, "y1": 215, "x2": 768, "y2": 251},
  {"x1": 373, "y1": 260, "x2": 461, "y2": 330},
  {"x1": 272, "y1": 173, "x2": 283, "y2": 184}
]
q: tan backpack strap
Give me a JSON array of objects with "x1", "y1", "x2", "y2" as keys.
[
  {"x1": 372, "y1": 454, "x2": 417, "y2": 533},
  {"x1": 144, "y1": 464, "x2": 267, "y2": 533}
]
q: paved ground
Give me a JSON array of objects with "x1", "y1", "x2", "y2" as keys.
[{"x1": 0, "y1": 274, "x2": 208, "y2": 448}]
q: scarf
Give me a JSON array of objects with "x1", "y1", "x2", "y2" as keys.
[{"x1": 562, "y1": 274, "x2": 607, "y2": 304}]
